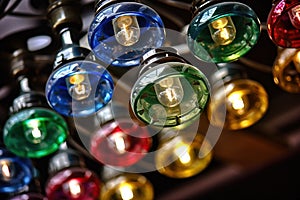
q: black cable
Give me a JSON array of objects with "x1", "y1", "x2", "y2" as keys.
[
  {"x1": 0, "y1": 0, "x2": 9, "y2": 15},
  {"x1": 152, "y1": 0, "x2": 192, "y2": 11},
  {"x1": 0, "y1": 0, "x2": 22, "y2": 20},
  {"x1": 8, "y1": 11, "x2": 46, "y2": 18}
]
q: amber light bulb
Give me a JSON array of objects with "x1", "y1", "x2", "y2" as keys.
[
  {"x1": 100, "y1": 167, "x2": 154, "y2": 200},
  {"x1": 273, "y1": 48, "x2": 300, "y2": 93},
  {"x1": 155, "y1": 132, "x2": 212, "y2": 179},
  {"x1": 207, "y1": 65, "x2": 269, "y2": 130}
]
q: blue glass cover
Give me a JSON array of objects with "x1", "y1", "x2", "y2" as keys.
[
  {"x1": 0, "y1": 148, "x2": 33, "y2": 194},
  {"x1": 88, "y1": 2, "x2": 165, "y2": 67},
  {"x1": 46, "y1": 60, "x2": 114, "y2": 117}
]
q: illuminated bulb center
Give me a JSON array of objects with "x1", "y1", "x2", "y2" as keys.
[
  {"x1": 0, "y1": 161, "x2": 14, "y2": 181},
  {"x1": 228, "y1": 92, "x2": 246, "y2": 115},
  {"x1": 67, "y1": 74, "x2": 92, "y2": 101},
  {"x1": 68, "y1": 179, "x2": 82, "y2": 198},
  {"x1": 293, "y1": 51, "x2": 300, "y2": 73},
  {"x1": 154, "y1": 77, "x2": 184, "y2": 108},
  {"x1": 174, "y1": 143, "x2": 192, "y2": 165},
  {"x1": 208, "y1": 16, "x2": 236, "y2": 45},
  {"x1": 288, "y1": 5, "x2": 300, "y2": 29},
  {"x1": 113, "y1": 15, "x2": 140, "y2": 46},
  {"x1": 108, "y1": 132, "x2": 129, "y2": 154},
  {"x1": 25, "y1": 120, "x2": 45, "y2": 144},
  {"x1": 119, "y1": 183, "x2": 134, "y2": 200}
]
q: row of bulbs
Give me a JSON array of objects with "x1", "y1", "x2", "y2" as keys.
[{"x1": 1, "y1": 0, "x2": 300, "y2": 199}]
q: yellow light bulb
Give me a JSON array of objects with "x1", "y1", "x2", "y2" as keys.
[
  {"x1": 208, "y1": 79, "x2": 268, "y2": 130},
  {"x1": 208, "y1": 16, "x2": 236, "y2": 45},
  {"x1": 273, "y1": 48, "x2": 300, "y2": 93},
  {"x1": 113, "y1": 15, "x2": 140, "y2": 46},
  {"x1": 0, "y1": 160, "x2": 14, "y2": 181},
  {"x1": 155, "y1": 134, "x2": 212, "y2": 178},
  {"x1": 66, "y1": 73, "x2": 92, "y2": 100},
  {"x1": 154, "y1": 77, "x2": 184, "y2": 108},
  {"x1": 101, "y1": 174, "x2": 154, "y2": 200}
]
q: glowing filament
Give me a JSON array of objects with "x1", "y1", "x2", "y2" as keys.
[
  {"x1": 119, "y1": 183, "x2": 134, "y2": 200},
  {"x1": 25, "y1": 120, "x2": 45, "y2": 144},
  {"x1": 174, "y1": 143, "x2": 191, "y2": 165},
  {"x1": 228, "y1": 92, "x2": 247, "y2": 115},
  {"x1": 0, "y1": 161, "x2": 13, "y2": 180},
  {"x1": 113, "y1": 15, "x2": 140, "y2": 46},
  {"x1": 68, "y1": 180, "x2": 82, "y2": 198},
  {"x1": 154, "y1": 77, "x2": 184, "y2": 108},
  {"x1": 109, "y1": 132, "x2": 129, "y2": 154},
  {"x1": 67, "y1": 74, "x2": 92, "y2": 101},
  {"x1": 288, "y1": 5, "x2": 300, "y2": 29},
  {"x1": 209, "y1": 16, "x2": 236, "y2": 45}
]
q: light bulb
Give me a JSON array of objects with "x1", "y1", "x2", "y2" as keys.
[
  {"x1": 208, "y1": 16, "x2": 236, "y2": 46},
  {"x1": 208, "y1": 79, "x2": 268, "y2": 130},
  {"x1": 101, "y1": 174, "x2": 154, "y2": 200},
  {"x1": 154, "y1": 77, "x2": 184, "y2": 108},
  {"x1": 113, "y1": 15, "x2": 140, "y2": 46},
  {"x1": 90, "y1": 119, "x2": 152, "y2": 167},
  {"x1": 187, "y1": 2, "x2": 260, "y2": 63},
  {"x1": 288, "y1": 5, "x2": 300, "y2": 29},
  {"x1": 4, "y1": 108, "x2": 68, "y2": 158},
  {"x1": 273, "y1": 48, "x2": 300, "y2": 93},
  {"x1": 46, "y1": 60, "x2": 114, "y2": 117},
  {"x1": 46, "y1": 167, "x2": 101, "y2": 200},
  {"x1": 0, "y1": 148, "x2": 34, "y2": 194},
  {"x1": 88, "y1": 2, "x2": 165, "y2": 67},
  {"x1": 155, "y1": 134, "x2": 212, "y2": 179},
  {"x1": 66, "y1": 73, "x2": 92, "y2": 101},
  {"x1": 267, "y1": 0, "x2": 300, "y2": 47},
  {"x1": 0, "y1": 160, "x2": 15, "y2": 181},
  {"x1": 131, "y1": 48, "x2": 209, "y2": 129}
]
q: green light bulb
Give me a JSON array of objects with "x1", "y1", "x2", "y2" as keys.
[{"x1": 3, "y1": 108, "x2": 68, "y2": 158}]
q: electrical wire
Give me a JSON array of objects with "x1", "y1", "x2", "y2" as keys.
[
  {"x1": 8, "y1": 11, "x2": 46, "y2": 18},
  {"x1": 0, "y1": 0, "x2": 9, "y2": 15},
  {"x1": 238, "y1": 57, "x2": 273, "y2": 74},
  {"x1": 151, "y1": 0, "x2": 192, "y2": 11}
]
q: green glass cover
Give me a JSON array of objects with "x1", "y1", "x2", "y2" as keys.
[
  {"x1": 3, "y1": 108, "x2": 68, "y2": 158},
  {"x1": 131, "y1": 62, "x2": 210, "y2": 129},
  {"x1": 187, "y1": 2, "x2": 260, "y2": 63}
]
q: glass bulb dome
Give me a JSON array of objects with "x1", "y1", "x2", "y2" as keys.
[
  {"x1": 208, "y1": 79, "x2": 269, "y2": 130},
  {"x1": 46, "y1": 60, "x2": 114, "y2": 117},
  {"x1": 90, "y1": 119, "x2": 152, "y2": 167},
  {"x1": 88, "y1": 2, "x2": 165, "y2": 67},
  {"x1": 45, "y1": 167, "x2": 101, "y2": 200},
  {"x1": 155, "y1": 134, "x2": 212, "y2": 179},
  {"x1": 3, "y1": 108, "x2": 68, "y2": 158},
  {"x1": 267, "y1": 0, "x2": 300, "y2": 48},
  {"x1": 131, "y1": 62, "x2": 210, "y2": 129},
  {"x1": 187, "y1": 2, "x2": 260, "y2": 63},
  {"x1": 0, "y1": 148, "x2": 34, "y2": 194},
  {"x1": 101, "y1": 174, "x2": 154, "y2": 200}
]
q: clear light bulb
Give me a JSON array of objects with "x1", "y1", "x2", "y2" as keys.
[
  {"x1": 24, "y1": 119, "x2": 46, "y2": 144},
  {"x1": 174, "y1": 142, "x2": 193, "y2": 166},
  {"x1": 154, "y1": 77, "x2": 184, "y2": 108},
  {"x1": 288, "y1": 5, "x2": 300, "y2": 29},
  {"x1": 113, "y1": 15, "x2": 140, "y2": 46},
  {"x1": 227, "y1": 92, "x2": 248, "y2": 116},
  {"x1": 208, "y1": 16, "x2": 236, "y2": 45},
  {"x1": 119, "y1": 183, "x2": 134, "y2": 200},
  {"x1": 66, "y1": 74, "x2": 92, "y2": 101},
  {"x1": 0, "y1": 160, "x2": 14, "y2": 181}
]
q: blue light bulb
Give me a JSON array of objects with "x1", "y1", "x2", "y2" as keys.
[
  {"x1": 0, "y1": 148, "x2": 34, "y2": 194},
  {"x1": 45, "y1": 60, "x2": 114, "y2": 117},
  {"x1": 88, "y1": 2, "x2": 165, "y2": 67}
]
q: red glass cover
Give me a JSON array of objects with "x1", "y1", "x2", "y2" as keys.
[
  {"x1": 90, "y1": 119, "x2": 152, "y2": 167},
  {"x1": 45, "y1": 167, "x2": 101, "y2": 200},
  {"x1": 268, "y1": 0, "x2": 300, "y2": 47}
]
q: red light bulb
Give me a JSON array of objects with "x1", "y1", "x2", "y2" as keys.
[
  {"x1": 90, "y1": 119, "x2": 152, "y2": 167},
  {"x1": 45, "y1": 167, "x2": 101, "y2": 200},
  {"x1": 268, "y1": 0, "x2": 300, "y2": 47}
]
